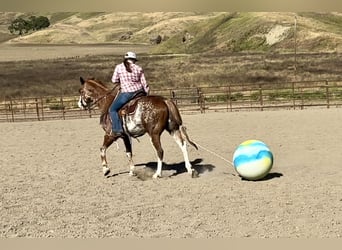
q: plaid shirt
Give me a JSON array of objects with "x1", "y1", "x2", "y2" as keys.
[{"x1": 111, "y1": 63, "x2": 149, "y2": 93}]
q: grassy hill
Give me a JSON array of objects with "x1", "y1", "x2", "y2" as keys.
[
  {"x1": 0, "y1": 12, "x2": 341, "y2": 99},
  {"x1": 153, "y1": 12, "x2": 342, "y2": 54},
  {"x1": 1, "y1": 12, "x2": 341, "y2": 53},
  {"x1": 0, "y1": 12, "x2": 222, "y2": 45}
]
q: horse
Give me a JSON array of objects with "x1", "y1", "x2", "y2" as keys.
[{"x1": 78, "y1": 77, "x2": 198, "y2": 179}]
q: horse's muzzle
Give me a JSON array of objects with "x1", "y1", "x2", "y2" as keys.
[{"x1": 78, "y1": 96, "x2": 91, "y2": 109}]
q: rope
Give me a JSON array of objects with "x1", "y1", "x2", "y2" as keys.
[{"x1": 193, "y1": 141, "x2": 234, "y2": 167}]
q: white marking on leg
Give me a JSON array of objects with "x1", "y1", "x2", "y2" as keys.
[
  {"x1": 101, "y1": 147, "x2": 110, "y2": 176},
  {"x1": 100, "y1": 147, "x2": 106, "y2": 158},
  {"x1": 126, "y1": 152, "x2": 135, "y2": 176},
  {"x1": 153, "y1": 157, "x2": 163, "y2": 179},
  {"x1": 150, "y1": 138, "x2": 163, "y2": 178},
  {"x1": 173, "y1": 132, "x2": 193, "y2": 174}
]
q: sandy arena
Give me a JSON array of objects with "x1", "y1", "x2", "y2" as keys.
[{"x1": 0, "y1": 109, "x2": 342, "y2": 238}]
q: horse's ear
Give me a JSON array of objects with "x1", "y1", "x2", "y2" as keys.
[{"x1": 80, "y1": 77, "x2": 85, "y2": 85}]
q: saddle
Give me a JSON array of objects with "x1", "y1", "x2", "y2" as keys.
[
  {"x1": 119, "y1": 90, "x2": 147, "y2": 116},
  {"x1": 100, "y1": 90, "x2": 147, "y2": 132}
]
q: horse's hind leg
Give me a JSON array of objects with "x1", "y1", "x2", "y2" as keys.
[
  {"x1": 101, "y1": 134, "x2": 115, "y2": 176},
  {"x1": 173, "y1": 130, "x2": 193, "y2": 175},
  {"x1": 122, "y1": 134, "x2": 135, "y2": 176},
  {"x1": 150, "y1": 134, "x2": 164, "y2": 178}
]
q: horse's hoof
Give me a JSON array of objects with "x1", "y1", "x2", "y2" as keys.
[
  {"x1": 191, "y1": 169, "x2": 199, "y2": 178},
  {"x1": 152, "y1": 173, "x2": 161, "y2": 179},
  {"x1": 103, "y1": 168, "x2": 111, "y2": 176}
]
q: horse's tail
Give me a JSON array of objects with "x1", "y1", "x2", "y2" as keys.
[
  {"x1": 164, "y1": 99, "x2": 182, "y2": 128},
  {"x1": 164, "y1": 99, "x2": 198, "y2": 150},
  {"x1": 180, "y1": 126, "x2": 198, "y2": 150}
]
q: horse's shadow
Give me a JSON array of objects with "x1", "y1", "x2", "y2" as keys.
[
  {"x1": 132, "y1": 158, "x2": 215, "y2": 180},
  {"x1": 108, "y1": 159, "x2": 283, "y2": 182}
]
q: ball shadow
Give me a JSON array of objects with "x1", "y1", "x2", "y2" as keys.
[{"x1": 240, "y1": 172, "x2": 283, "y2": 182}]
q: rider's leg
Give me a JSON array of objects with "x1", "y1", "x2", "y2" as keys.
[{"x1": 109, "y1": 92, "x2": 136, "y2": 133}]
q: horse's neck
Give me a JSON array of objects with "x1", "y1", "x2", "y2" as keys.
[{"x1": 97, "y1": 87, "x2": 117, "y2": 114}]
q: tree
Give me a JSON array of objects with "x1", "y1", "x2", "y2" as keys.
[
  {"x1": 32, "y1": 16, "x2": 50, "y2": 30},
  {"x1": 8, "y1": 17, "x2": 30, "y2": 35},
  {"x1": 8, "y1": 15, "x2": 50, "y2": 35},
  {"x1": 28, "y1": 16, "x2": 37, "y2": 30}
]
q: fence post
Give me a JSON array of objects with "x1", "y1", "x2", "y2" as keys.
[
  {"x1": 259, "y1": 84, "x2": 263, "y2": 111},
  {"x1": 21, "y1": 99, "x2": 25, "y2": 120},
  {"x1": 35, "y1": 98, "x2": 40, "y2": 121},
  {"x1": 229, "y1": 85, "x2": 233, "y2": 112},
  {"x1": 197, "y1": 88, "x2": 205, "y2": 114},
  {"x1": 4, "y1": 100, "x2": 8, "y2": 122},
  {"x1": 88, "y1": 107, "x2": 92, "y2": 118},
  {"x1": 171, "y1": 90, "x2": 177, "y2": 105},
  {"x1": 300, "y1": 87, "x2": 304, "y2": 110},
  {"x1": 40, "y1": 97, "x2": 44, "y2": 121},
  {"x1": 325, "y1": 80, "x2": 330, "y2": 109},
  {"x1": 10, "y1": 99, "x2": 14, "y2": 122},
  {"x1": 60, "y1": 95, "x2": 66, "y2": 120},
  {"x1": 292, "y1": 82, "x2": 296, "y2": 110},
  {"x1": 228, "y1": 85, "x2": 232, "y2": 112}
]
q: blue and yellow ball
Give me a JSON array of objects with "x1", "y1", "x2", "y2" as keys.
[{"x1": 232, "y1": 140, "x2": 273, "y2": 181}]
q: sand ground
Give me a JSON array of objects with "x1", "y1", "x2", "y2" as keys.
[{"x1": 0, "y1": 108, "x2": 342, "y2": 238}]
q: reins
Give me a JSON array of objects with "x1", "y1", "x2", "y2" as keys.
[{"x1": 85, "y1": 84, "x2": 120, "y2": 110}]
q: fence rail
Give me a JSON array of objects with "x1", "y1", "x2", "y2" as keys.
[{"x1": 1, "y1": 80, "x2": 341, "y2": 122}]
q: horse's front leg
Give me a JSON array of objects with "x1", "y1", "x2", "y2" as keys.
[
  {"x1": 122, "y1": 134, "x2": 135, "y2": 176},
  {"x1": 101, "y1": 134, "x2": 115, "y2": 176}
]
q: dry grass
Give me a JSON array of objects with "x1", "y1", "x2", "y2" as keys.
[
  {"x1": 3, "y1": 12, "x2": 221, "y2": 45},
  {"x1": 3, "y1": 12, "x2": 341, "y2": 54},
  {"x1": 1, "y1": 12, "x2": 341, "y2": 98},
  {"x1": 0, "y1": 43, "x2": 340, "y2": 99}
]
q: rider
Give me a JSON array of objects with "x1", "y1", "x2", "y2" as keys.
[{"x1": 109, "y1": 51, "x2": 150, "y2": 137}]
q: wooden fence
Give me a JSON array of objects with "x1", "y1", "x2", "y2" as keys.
[{"x1": 1, "y1": 80, "x2": 341, "y2": 122}]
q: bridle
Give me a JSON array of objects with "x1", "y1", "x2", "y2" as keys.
[{"x1": 79, "y1": 84, "x2": 120, "y2": 110}]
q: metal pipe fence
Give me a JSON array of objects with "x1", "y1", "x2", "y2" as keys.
[{"x1": 1, "y1": 80, "x2": 341, "y2": 122}]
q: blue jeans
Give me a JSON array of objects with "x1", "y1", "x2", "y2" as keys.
[{"x1": 109, "y1": 91, "x2": 139, "y2": 133}]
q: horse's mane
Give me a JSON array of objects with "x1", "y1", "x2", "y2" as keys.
[
  {"x1": 87, "y1": 78, "x2": 110, "y2": 90},
  {"x1": 85, "y1": 78, "x2": 120, "y2": 127}
]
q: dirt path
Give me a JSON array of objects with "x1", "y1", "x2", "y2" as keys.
[
  {"x1": 0, "y1": 43, "x2": 151, "y2": 61},
  {"x1": 0, "y1": 109, "x2": 342, "y2": 238}
]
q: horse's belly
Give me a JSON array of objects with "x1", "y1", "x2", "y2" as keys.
[{"x1": 123, "y1": 106, "x2": 145, "y2": 137}]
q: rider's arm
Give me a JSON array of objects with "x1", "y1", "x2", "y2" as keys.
[
  {"x1": 140, "y1": 70, "x2": 149, "y2": 95},
  {"x1": 111, "y1": 65, "x2": 120, "y2": 84}
]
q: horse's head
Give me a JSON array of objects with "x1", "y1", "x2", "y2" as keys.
[
  {"x1": 78, "y1": 76, "x2": 116, "y2": 111},
  {"x1": 78, "y1": 77, "x2": 96, "y2": 109}
]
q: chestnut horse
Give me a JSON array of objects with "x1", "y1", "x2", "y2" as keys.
[{"x1": 78, "y1": 77, "x2": 198, "y2": 178}]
